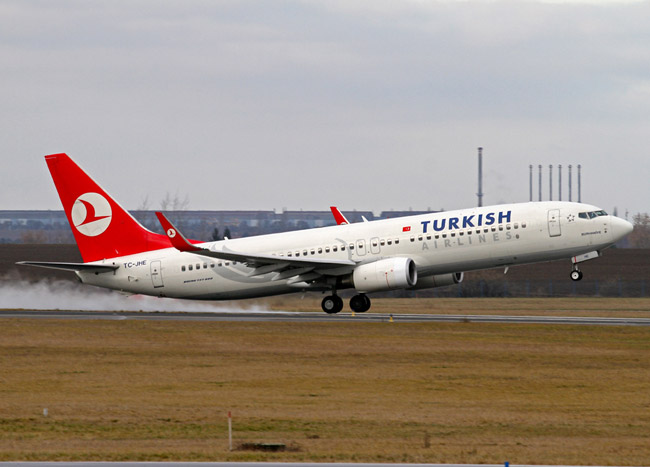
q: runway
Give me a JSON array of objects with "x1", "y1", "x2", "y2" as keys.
[{"x1": 1, "y1": 309, "x2": 650, "y2": 326}]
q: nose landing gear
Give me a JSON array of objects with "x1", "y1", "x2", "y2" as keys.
[{"x1": 570, "y1": 267, "x2": 583, "y2": 281}]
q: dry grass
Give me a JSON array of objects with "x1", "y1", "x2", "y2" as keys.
[{"x1": 1, "y1": 309, "x2": 649, "y2": 464}]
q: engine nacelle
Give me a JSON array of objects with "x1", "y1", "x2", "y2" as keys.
[
  {"x1": 409, "y1": 272, "x2": 464, "y2": 290},
  {"x1": 352, "y1": 257, "x2": 417, "y2": 293}
]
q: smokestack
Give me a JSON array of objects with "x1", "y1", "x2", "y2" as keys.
[
  {"x1": 538, "y1": 165, "x2": 542, "y2": 201},
  {"x1": 549, "y1": 164, "x2": 553, "y2": 201},
  {"x1": 558, "y1": 164, "x2": 562, "y2": 201},
  {"x1": 578, "y1": 164, "x2": 582, "y2": 203},
  {"x1": 477, "y1": 147, "x2": 483, "y2": 207},
  {"x1": 568, "y1": 164, "x2": 572, "y2": 202},
  {"x1": 529, "y1": 164, "x2": 533, "y2": 202}
]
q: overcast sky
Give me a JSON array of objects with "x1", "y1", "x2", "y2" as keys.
[{"x1": 1, "y1": 0, "x2": 649, "y2": 217}]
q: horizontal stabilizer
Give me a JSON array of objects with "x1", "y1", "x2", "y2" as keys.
[{"x1": 16, "y1": 261, "x2": 118, "y2": 273}]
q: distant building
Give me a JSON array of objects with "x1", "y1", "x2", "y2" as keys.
[{"x1": 0, "y1": 208, "x2": 438, "y2": 244}]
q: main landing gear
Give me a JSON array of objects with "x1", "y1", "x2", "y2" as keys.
[{"x1": 321, "y1": 293, "x2": 371, "y2": 314}]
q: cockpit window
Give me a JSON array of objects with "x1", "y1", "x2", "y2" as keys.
[{"x1": 579, "y1": 210, "x2": 608, "y2": 220}]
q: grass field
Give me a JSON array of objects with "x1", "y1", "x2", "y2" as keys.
[{"x1": 1, "y1": 298, "x2": 650, "y2": 464}]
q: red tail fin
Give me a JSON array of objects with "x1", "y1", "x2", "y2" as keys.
[{"x1": 46, "y1": 153, "x2": 171, "y2": 262}]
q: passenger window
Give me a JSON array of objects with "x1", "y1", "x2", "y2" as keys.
[
  {"x1": 435, "y1": 234, "x2": 440, "y2": 239},
  {"x1": 484, "y1": 228, "x2": 489, "y2": 233},
  {"x1": 210, "y1": 263, "x2": 215, "y2": 268},
  {"x1": 514, "y1": 223, "x2": 519, "y2": 229},
  {"x1": 203, "y1": 263, "x2": 208, "y2": 269},
  {"x1": 196, "y1": 263, "x2": 200, "y2": 269},
  {"x1": 310, "y1": 249, "x2": 315, "y2": 255},
  {"x1": 410, "y1": 236, "x2": 415, "y2": 242},
  {"x1": 296, "y1": 252, "x2": 300, "y2": 257},
  {"x1": 325, "y1": 247, "x2": 330, "y2": 253},
  {"x1": 426, "y1": 235, "x2": 431, "y2": 240},
  {"x1": 442, "y1": 234, "x2": 447, "y2": 238},
  {"x1": 287, "y1": 252, "x2": 292, "y2": 257},
  {"x1": 467, "y1": 231, "x2": 472, "y2": 235},
  {"x1": 341, "y1": 245, "x2": 346, "y2": 251},
  {"x1": 506, "y1": 225, "x2": 511, "y2": 230},
  {"x1": 395, "y1": 239, "x2": 399, "y2": 244},
  {"x1": 387, "y1": 240, "x2": 392, "y2": 245},
  {"x1": 522, "y1": 222, "x2": 527, "y2": 228},
  {"x1": 498, "y1": 226, "x2": 503, "y2": 231},
  {"x1": 182, "y1": 266, "x2": 186, "y2": 272},
  {"x1": 380, "y1": 240, "x2": 385, "y2": 246},
  {"x1": 189, "y1": 265, "x2": 193, "y2": 271},
  {"x1": 417, "y1": 235, "x2": 423, "y2": 241},
  {"x1": 318, "y1": 248, "x2": 322, "y2": 254},
  {"x1": 491, "y1": 227, "x2": 496, "y2": 232},
  {"x1": 451, "y1": 232, "x2": 456, "y2": 237},
  {"x1": 333, "y1": 245, "x2": 338, "y2": 252},
  {"x1": 459, "y1": 231, "x2": 464, "y2": 236},
  {"x1": 349, "y1": 244, "x2": 354, "y2": 250}
]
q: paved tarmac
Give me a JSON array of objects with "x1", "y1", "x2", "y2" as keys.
[{"x1": 1, "y1": 309, "x2": 649, "y2": 326}]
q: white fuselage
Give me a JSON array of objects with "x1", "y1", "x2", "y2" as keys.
[{"x1": 77, "y1": 201, "x2": 629, "y2": 300}]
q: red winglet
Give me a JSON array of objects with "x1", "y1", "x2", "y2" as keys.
[
  {"x1": 330, "y1": 206, "x2": 349, "y2": 225},
  {"x1": 155, "y1": 212, "x2": 202, "y2": 252}
]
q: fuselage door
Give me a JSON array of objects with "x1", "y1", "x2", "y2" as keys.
[
  {"x1": 356, "y1": 239, "x2": 367, "y2": 256},
  {"x1": 151, "y1": 260, "x2": 164, "y2": 288},
  {"x1": 369, "y1": 237, "x2": 381, "y2": 255},
  {"x1": 548, "y1": 209, "x2": 561, "y2": 237}
]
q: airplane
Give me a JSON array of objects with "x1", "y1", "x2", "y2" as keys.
[{"x1": 18, "y1": 153, "x2": 633, "y2": 314}]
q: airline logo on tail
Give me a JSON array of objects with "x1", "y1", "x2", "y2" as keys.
[{"x1": 71, "y1": 192, "x2": 112, "y2": 237}]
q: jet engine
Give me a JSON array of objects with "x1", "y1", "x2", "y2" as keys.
[
  {"x1": 351, "y1": 257, "x2": 417, "y2": 293},
  {"x1": 409, "y1": 272, "x2": 464, "y2": 290}
]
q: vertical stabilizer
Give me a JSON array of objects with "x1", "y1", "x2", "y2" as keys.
[{"x1": 45, "y1": 153, "x2": 171, "y2": 262}]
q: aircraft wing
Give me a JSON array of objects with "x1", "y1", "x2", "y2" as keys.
[
  {"x1": 16, "y1": 261, "x2": 119, "y2": 273},
  {"x1": 155, "y1": 212, "x2": 356, "y2": 280}
]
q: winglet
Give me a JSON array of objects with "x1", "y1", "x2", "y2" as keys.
[
  {"x1": 330, "y1": 206, "x2": 349, "y2": 225},
  {"x1": 155, "y1": 212, "x2": 202, "y2": 252}
]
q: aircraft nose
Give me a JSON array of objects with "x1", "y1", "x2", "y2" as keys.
[{"x1": 611, "y1": 216, "x2": 633, "y2": 241}]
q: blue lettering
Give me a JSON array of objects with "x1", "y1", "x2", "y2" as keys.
[
  {"x1": 433, "y1": 218, "x2": 446, "y2": 231},
  {"x1": 421, "y1": 220, "x2": 430, "y2": 233},
  {"x1": 477, "y1": 214, "x2": 483, "y2": 226},
  {"x1": 499, "y1": 211, "x2": 512, "y2": 223},
  {"x1": 462, "y1": 215, "x2": 475, "y2": 228},
  {"x1": 448, "y1": 217, "x2": 459, "y2": 230},
  {"x1": 485, "y1": 213, "x2": 495, "y2": 225}
]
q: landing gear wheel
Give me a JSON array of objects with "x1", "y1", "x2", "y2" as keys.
[
  {"x1": 349, "y1": 294, "x2": 371, "y2": 313},
  {"x1": 570, "y1": 269, "x2": 583, "y2": 281},
  {"x1": 322, "y1": 295, "x2": 343, "y2": 314}
]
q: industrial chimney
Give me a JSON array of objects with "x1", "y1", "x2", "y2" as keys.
[{"x1": 477, "y1": 147, "x2": 484, "y2": 207}]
